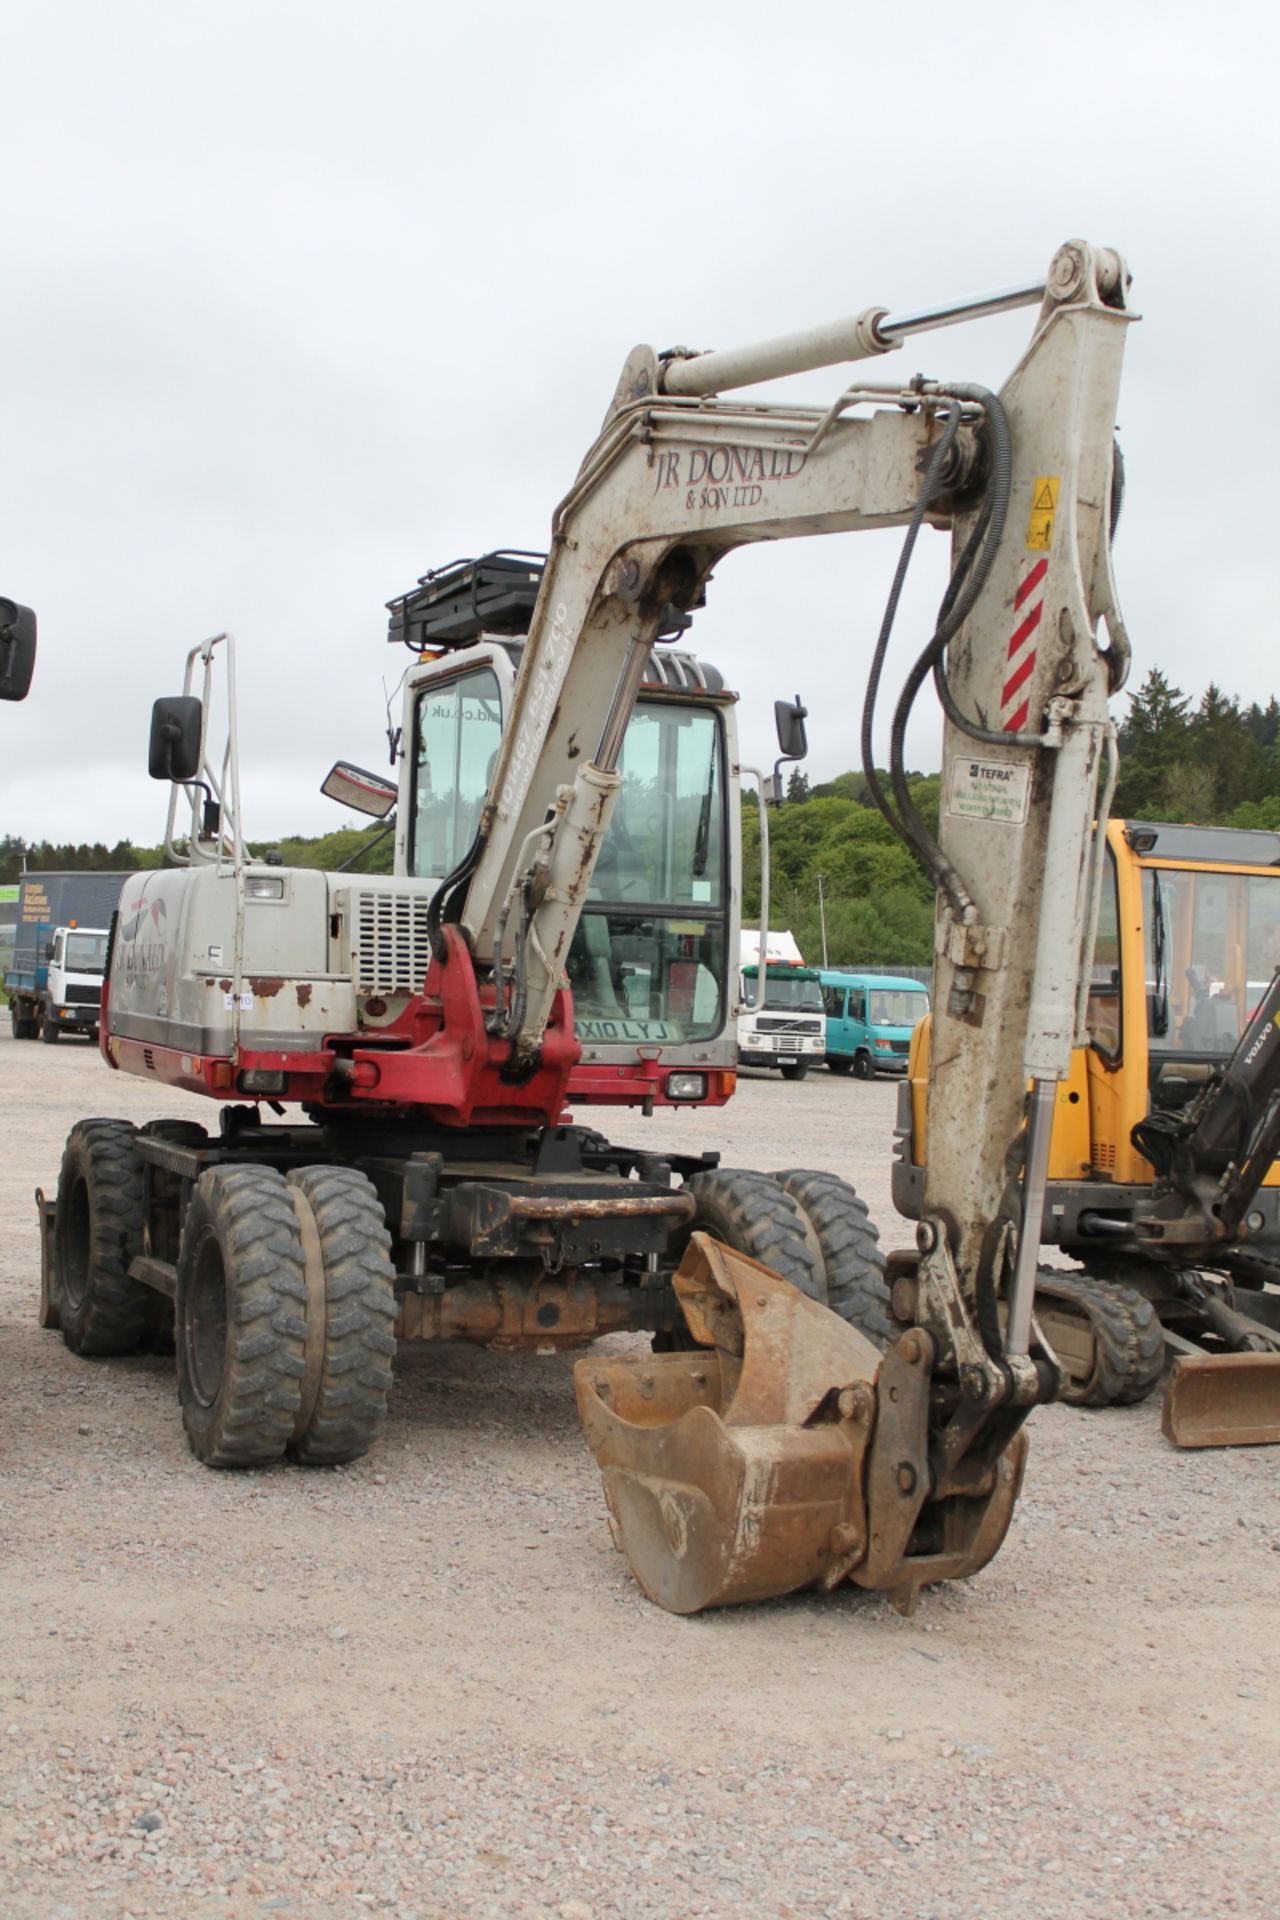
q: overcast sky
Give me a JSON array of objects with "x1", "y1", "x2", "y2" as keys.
[{"x1": 1, "y1": 1, "x2": 1275, "y2": 848}]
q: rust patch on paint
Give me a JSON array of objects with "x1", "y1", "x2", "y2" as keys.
[
  {"x1": 296, "y1": 983, "x2": 313, "y2": 1009},
  {"x1": 248, "y1": 977, "x2": 284, "y2": 1000}
]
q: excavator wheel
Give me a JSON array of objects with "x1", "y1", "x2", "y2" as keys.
[
  {"x1": 52, "y1": 1119, "x2": 151, "y2": 1356},
  {"x1": 1033, "y1": 1269, "x2": 1165, "y2": 1408},
  {"x1": 772, "y1": 1169, "x2": 894, "y2": 1348},
  {"x1": 175, "y1": 1165, "x2": 308, "y2": 1467},
  {"x1": 655, "y1": 1169, "x2": 822, "y2": 1351},
  {"x1": 284, "y1": 1167, "x2": 398, "y2": 1467}
]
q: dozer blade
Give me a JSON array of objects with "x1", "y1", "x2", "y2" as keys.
[
  {"x1": 574, "y1": 1234, "x2": 880, "y2": 1613},
  {"x1": 1162, "y1": 1351, "x2": 1280, "y2": 1448},
  {"x1": 574, "y1": 1232, "x2": 1027, "y2": 1615}
]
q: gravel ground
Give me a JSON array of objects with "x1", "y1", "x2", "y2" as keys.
[{"x1": 1, "y1": 1031, "x2": 1276, "y2": 1919}]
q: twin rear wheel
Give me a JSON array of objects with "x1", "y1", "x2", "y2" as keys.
[
  {"x1": 51, "y1": 1121, "x2": 396, "y2": 1470},
  {"x1": 671, "y1": 1166, "x2": 892, "y2": 1349}
]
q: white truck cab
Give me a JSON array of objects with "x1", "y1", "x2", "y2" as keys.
[
  {"x1": 43, "y1": 925, "x2": 110, "y2": 1043},
  {"x1": 737, "y1": 929, "x2": 826, "y2": 1081}
]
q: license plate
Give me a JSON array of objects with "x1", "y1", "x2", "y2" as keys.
[{"x1": 778, "y1": 1055, "x2": 797, "y2": 1065}]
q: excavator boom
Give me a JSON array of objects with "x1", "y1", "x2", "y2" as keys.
[{"x1": 532, "y1": 240, "x2": 1134, "y2": 1608}]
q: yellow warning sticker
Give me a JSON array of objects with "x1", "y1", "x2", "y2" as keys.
[{"x1": 1026, "y1": 475, "x2": 1060, "y2": 551}]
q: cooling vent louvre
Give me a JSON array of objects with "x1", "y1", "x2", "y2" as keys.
[
  {"x1": 353, "y1": 892, "x2": 434, "y2": 996},
  {"x1": 1093, "y1": 1143, "x2": 1117, "y2": 1171}
]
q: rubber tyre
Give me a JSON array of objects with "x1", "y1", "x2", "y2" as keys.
[
  {"x1": 852, "y1": 1051, "x2": 873, "y2": 1079},
  {"x1": 176, "y1": 1165, "x2": 308, "y2": 1467},
  {"x1": 52, "y1": 1119, "x2": 150, "y2": 1356},
  {"x1": 40, "y1": 1018, "x2": 59, "y2": 1044},
  {"x1": 773, "y1": 1169, "x2": 894, "y2": 1347},
  {"x1": 780, "y1": 1061, "x2": 810, "y2": 1082},
  {"x1": 826, "y1": 1055, "x2": 854, "y2": 1076},
  {"x1": 664, "y1": 1167, "x2": 823, "y2": 1323},
  {"x1": 285, "y1": 1166, "x2": 398, "y2": 1467}
]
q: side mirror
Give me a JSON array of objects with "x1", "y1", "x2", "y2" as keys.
[
  {"x1": 149, "y1": 696, "x2": 203, "y2": 782},
  {"x1": 45, "y1": 940, "x2": 56, "y2": 961},
  {"x1": 774, "y1": 696, "x2": 808, "y2": 762},
  {"x1": 0, "y1": 599, "x2": 37, "y2": 702},
  {"x1": 321, "y1": 761, "x2": 398, "y2": 820}
]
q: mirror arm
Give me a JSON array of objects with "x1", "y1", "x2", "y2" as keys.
[{"x1": 335, "y1": 816, "x2": 397, "y2": 873}]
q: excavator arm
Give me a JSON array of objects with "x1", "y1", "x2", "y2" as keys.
[{"x1": 429, "y1": 239, "x2": 1140, "y2": 1608}]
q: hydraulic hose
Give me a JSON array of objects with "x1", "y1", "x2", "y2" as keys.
[{"x1": 859, "y1": 405, "x2": 964, "y2": 882}]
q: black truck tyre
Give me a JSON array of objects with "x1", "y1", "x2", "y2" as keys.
[
  {"x1": 779, "y1": 1060, "x2": 810, "y2": 1082},
  {"x1": 285, "y1": 1167, "x2": 398, "y2": 1467},
  {"x1": 175, "y1": 1165, "x2": 308, "y2": 1468},
  {"x1": 40, "y1": 1015, "x2": 59, "y2": 1044},
  {"x1": 658, "y1": 1170, "x2": 823, "y2": 1354},
  {"x1": 852, "y1": 1050, "x2": 873, "y2": 1079},
  {"x1": 53, "y1": 1119, "x2": 151, "y2": 1356},
  {"x1": 773, "y1": 1168, "x2": 894, "y2": 1347}
]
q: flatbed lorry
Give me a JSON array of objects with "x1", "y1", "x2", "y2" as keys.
[{"x1": 5, "y1": 872, "x2": 128, "y2": 1042}]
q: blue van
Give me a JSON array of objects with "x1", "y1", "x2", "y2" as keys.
[{"x1": 818, "y1": 970, "x2": 930, "y2": 1078}]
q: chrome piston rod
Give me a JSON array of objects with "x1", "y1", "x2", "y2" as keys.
[
  {"x1": 661, "y1": 278, "x2": 1046, "y2": 398},
  {"x1": 1007, "y1": 1079, "x2": 1057, "y2": 1356}
]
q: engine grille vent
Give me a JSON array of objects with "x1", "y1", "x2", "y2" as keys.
[{"x1": 352, "y1": 892, "x2": 434, "y2": 996}]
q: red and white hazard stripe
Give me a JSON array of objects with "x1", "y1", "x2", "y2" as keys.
[{"x1": 1001, "y1": 557, "x2": 1047, "y2": 732}]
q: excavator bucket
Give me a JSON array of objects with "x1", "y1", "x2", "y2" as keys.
[
  {"x1": 574, "y1": 1233, "x2": 882, "y2": 1613},
  {"x1": 1162, "y1": 1352, "x2": 1280, "y2": 1449},
  {"x1": 576, "y1": 1232, "x2": 1029, "y2": 1615}
]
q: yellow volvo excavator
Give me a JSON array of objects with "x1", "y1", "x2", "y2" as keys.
[
  {"x1": 44, "y1": 240, "x2": 1150, "y2": 1611},
  {"x1": 895, "y1": 818, "x2": 1280, "y2": 1445}
]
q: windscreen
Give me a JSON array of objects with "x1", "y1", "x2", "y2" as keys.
[
  {"x1": 867, "y1": 989, "x2": 928, "y2": 1027},
  {"x1": 65, "y1": 932, "x2": 108, "y2": 974},
  {"x1": 569, "y1": 702, "x2": 727, "y2": 1044},
  {"x1": 745, "y1": 970, "x2": 823, "y2": 1012},
  {"x1": 407, "y1": 683, "x2": 729, "y2": 1044}
]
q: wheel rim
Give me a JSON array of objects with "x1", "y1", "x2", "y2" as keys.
[
  {"x1": 61, "y1": 1177, "x2": 92, "y2": 1311},
  {"x1": 183, "y1": 1231, "x2": 228, "y2": 1409}
]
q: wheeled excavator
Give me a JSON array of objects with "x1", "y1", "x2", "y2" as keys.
[
  {"x1": 896, "y1": 817, "x2": 1280, "y2": 1445},
  {"x1": 42, "y1": 239, "x2": 1136, "y2": 1614}
]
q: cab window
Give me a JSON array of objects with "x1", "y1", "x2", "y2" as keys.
[
  {"x1": 1085, "y1": 847, "x2": 1121, "y2": 1059},
  {"x1": 409, "y1": 667, "x2": 502, "y2": 879}
]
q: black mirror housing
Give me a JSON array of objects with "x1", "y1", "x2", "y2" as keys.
[
  {"x1": 320, "y1": 761, "x2": 398, "y2": 820},
  {"x1": 774, "y1": 696, "x2": 808, "y2": 762},
  {"x1": 149, "y1": 696, "x2": 203, "y2": 782},
  {"x1": 0, "y1": 599, "x2": 37, "y2": 702}
]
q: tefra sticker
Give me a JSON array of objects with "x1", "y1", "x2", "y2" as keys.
[{"x1": 948, "y1": 758, "x2": 1031, "y2": 824}]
